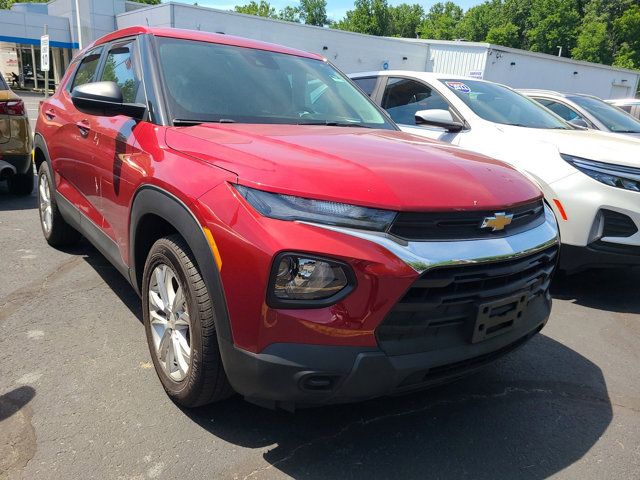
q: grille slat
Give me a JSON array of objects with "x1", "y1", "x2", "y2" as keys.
[
  {"x1": 389, "y1": 200, "x2": 545, "y2": 241},
  {"x1": 376, "y1": 246, "x2": 558, "y2": 356}
]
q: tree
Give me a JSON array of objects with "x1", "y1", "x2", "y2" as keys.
[
  {"x1": 0, "y1": 0, "x2": 47, "y2": 8},
  {"x1": 612, "y1": 4, "x2": 640, "y2": 68},
  {"x1": 333, "y1": 0, "x2": 392, "y2": 36},
  {"x1": 418, "y1": 2, "x2": 464, "y2": 40},
  {"x1": 486, "y1": 22, "x2": 520, "y2": 47},
  {"x1": 299, "y1": 0, "x2": 329, "y2": 26},
  {"x1": 526, "y1": 0, "x2": 581, "y2": 55},
  {"x1": 278, "y1": 5, "x2": 301, "y2": 22},
  {"x1": 572, "y1": 9, "x2": 613, "y2": 64},
  {"x1": 234, "y1": 0, "x2": 277, "y2": 18},
  {"x1": 130, "y1": 0, "x2": 161, "y2": 4},
  {"x1": 455, "y1": 0, "x2": 503, "y2": 42},
  {"x1": 388, "y1": 3, "x2": 424, "y2": 38}
]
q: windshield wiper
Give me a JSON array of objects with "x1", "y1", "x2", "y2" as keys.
[
  {"x1": 297, "y1": 121, "x2": 371, "y2": 128},
  {"x1": 173, "y1": 118, "x2": 237, "y2": 126}
]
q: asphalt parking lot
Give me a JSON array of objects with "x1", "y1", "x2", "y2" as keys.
[{"x1": 1, "y1": 94, "x2": 639, "y2": 480}]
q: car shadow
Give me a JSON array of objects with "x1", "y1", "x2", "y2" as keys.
[
  {"x1": 0, "y1": 180, "x2": 37, "y2": 212},
  {"x1": 180, "y1": 334, "x2": 611, "y2": 480},
  {"x1": 551, "y1": 267, "x2": 640, "y2": 314}
]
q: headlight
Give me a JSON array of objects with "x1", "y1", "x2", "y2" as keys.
[
  {"x1": 235, "y1": 184, "x2": 397, "y2": 230},
  {"x1": 561, "y1": 154, "x2": 640, "y2": 192},
  {"x1": 269, "y1": 253, "x2": 355, "y2": 306}
]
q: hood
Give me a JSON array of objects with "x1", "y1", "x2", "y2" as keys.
[
  {"x1": 497, "y1": 125, "x2": 640, "y2": 169},
  {"x1": 165, "y1": 124, "x2": 541, "y2": 211}
]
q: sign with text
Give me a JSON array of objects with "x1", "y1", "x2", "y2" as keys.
[{"x1": 40, "y1": 35, "x2": 50, "y2": 72}]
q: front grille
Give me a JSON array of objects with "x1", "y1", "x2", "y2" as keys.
[
  {"x1": 388, "y1": 199, "x2": 544, "y2": 241},
  {"x1": 601, "y1": 209, "x2": 638, "y2": 238},
  {"x1": 376, "y1": 246, "x2": 558, "y2": 356}
]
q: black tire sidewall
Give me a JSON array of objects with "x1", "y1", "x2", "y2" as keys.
[{"x1": 142, "y1": 239, "x2": 205, "y2": 404}]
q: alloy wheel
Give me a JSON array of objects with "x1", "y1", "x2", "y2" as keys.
[
  {"x1": 148, "y1": 263, "x2": 192, "y2": 381},
  {"x1": 38, "y1": 174, "x2": 52, "y2": 234}
]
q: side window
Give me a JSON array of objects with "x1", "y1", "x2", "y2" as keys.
[
  {"x1": 352, "y1": 77, "x2": 377, "y2": 97},
  {"x1": 100, "y1": 42, "x2": 142, "y2": 104},
  {"x1": 69, "y1": 47, "x2": 103, "y2": 92},
  {"x1": 382, "y1": 77, "x2": 451, "y2": 125},
  {"x1": 536, "y1": 99, "x2": 582, "y2": 122}
]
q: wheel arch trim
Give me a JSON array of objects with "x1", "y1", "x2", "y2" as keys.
[{"x1": 129, "y1": 185, "x2": 232, "y2": 342}]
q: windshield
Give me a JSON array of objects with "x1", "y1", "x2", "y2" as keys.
[
  {"x1": 156, "y1": 37, "x2": 393, "y2": 129},
  {"x1": 569, "y1": 95, "x2": 640, "y2": 133},
  {"x1": 441, "y1": 79, "x2": 569, "y2": 129}
]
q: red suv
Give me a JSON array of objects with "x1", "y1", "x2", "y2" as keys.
[{"x1": 35, "y1": 27, "x2": 559, "y2": 409}]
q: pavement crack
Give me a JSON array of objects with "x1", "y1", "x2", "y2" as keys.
[{"x1": 0, "y1": 256, "x2": 82, "y2": 322}]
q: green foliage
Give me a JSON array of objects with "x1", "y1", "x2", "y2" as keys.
[
  {"x1": 130, "y1": 0, "x2": 161, "y2": 4},
  {"x1": 526, "y1": 0, "x2": 581, "y2": 55},
  {"x1": 0, "y1": 0, "x2": 46, "y2": 8},
  {"x1": 234, "y1": 0, "x2": 277, "y2": 18},
  {"x1": 613, "y1": 4, "x2": 640, "y2": 69},
  {"x1": 486, "y1": 22, "x2": 520, "y2": 47},
  {"x1": 388, "y1": 3, "x2": 424, "y2": 37},
  {"x1": 299, "y1": 0, "x2": 329, "y2": 26},
  {"x1": 455, "y1": 0, "x2": 503, "y2": 42},
  {"x1": 418, "y1": 2, "x2": 464, "y2": 40},
  {"x1": 333, "y1": 0, "x2": 392, "y2": 36}
]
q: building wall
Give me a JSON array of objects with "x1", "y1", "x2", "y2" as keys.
[
  {"x1": 116, "y1": 4, "x2": 429, "y2": 73},
  {"x1": 428, "y1": 44, "x2": 487, "y2": 77},
  {"x1": 0, "y1": 8, "x2": 73, "y2": 47},
  {"x1": 483, "y1": 48, "x2": 640, "y2": 99}
]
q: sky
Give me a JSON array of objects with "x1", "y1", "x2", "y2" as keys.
[{"x1": 165, "y1": 0, "x2": 484, "y2": 23}]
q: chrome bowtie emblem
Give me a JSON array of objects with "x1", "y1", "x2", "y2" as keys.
[{"x1": 481, "y1": 212, "x2": 514, "y2": 231}]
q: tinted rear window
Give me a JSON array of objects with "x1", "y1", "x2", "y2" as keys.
[{"x1": 0, "y1": 75, "x2": 7, "y2": 90}]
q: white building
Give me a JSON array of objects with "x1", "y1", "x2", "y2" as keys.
[{"x1": 0, "y1": 0, "x2": 638, "y2": 99}]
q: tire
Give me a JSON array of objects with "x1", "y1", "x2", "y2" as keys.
[
  {"x1": 37, "y1": 161, "x2": 81, "y2": 247},
  {"x1": 8, "y1": 169, "x2": 34, "y2": 196},
  {"x1": 142, "y1": 234, "x2": 233, "y2": 407}
]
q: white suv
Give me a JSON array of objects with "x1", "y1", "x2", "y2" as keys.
[{"x1": 350, "y1": 71, "x2": 640, "y2": 272}]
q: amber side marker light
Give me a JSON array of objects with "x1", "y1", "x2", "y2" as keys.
[
  {"x1": 553, "y1": 199, "x2": 568, "y2": 221},
  {"x1": 203, "y1": 226, "x2": 223, "y2": 271}
]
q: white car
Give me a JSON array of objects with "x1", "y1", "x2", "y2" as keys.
[
  {"x1": 519, "y1": 89, "x2": 640, "y2": 138},
  {"x1": 349, "y1": 71, "x2": 640, "y2": 272},
  {"x1": 606, "y1": 98, "x2": 640, "y2": 121}
]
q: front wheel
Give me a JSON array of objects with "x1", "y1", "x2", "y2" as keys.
[{"x1": 142, "y1": 235, "x2": 233, "y2": 407}]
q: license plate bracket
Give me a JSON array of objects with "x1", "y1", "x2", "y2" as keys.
[{"x1": 472, "y1": 294, "x2": 528, "y2": 343}]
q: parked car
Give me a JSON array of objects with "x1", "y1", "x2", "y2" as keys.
[
  {"x1": 606, "y1": 98, "x2": 640, "y2": 120},
  {"x1": 520, "y1": 90, "x2": 640, "y2": 138},
  {"x1": 350, "y1": 71, "x2": 640, "y2": 273},
  {"x1": 35, "y1": 27, "x2": 559, "y2": 409},
  {"x1": 0, "y1": 73, "x2": 33, "y2": 195}
]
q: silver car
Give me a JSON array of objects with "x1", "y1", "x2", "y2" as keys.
[{"x1": 520, "y1": 90, "x2": 640, "y2": 138}]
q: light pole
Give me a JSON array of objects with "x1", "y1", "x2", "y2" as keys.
[{"x1": 74, "y1": 0, "x2": 83, "y2": 51}]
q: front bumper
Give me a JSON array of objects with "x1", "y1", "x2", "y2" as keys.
[
  {"x1": 548, "y1": 171, "x2": 640, "y2": 270},
  {"x1": 215, "y1": 205, "x2": 559, "y2": 408},
  {"x1": 220, "y1": 293, "x2": 549, "y2": 409}
]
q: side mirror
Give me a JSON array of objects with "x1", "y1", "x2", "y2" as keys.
[
  {"x1": 568, "y1": 117, "x2": 589, "y2": 129},
  {"x1": 71, "y1": 81, "x2": 146, "y2": 119},
  {"x1": 415, "y1": 109, "x2": 464, "y2": 132}
]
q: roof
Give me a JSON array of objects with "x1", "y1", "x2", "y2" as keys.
[
  {"x1": 89, "y1": 26, "x2": 323, "y2": 61},
  {"x1": 396, "y1": 37, "x2": 640, "y2": 76},
  {"x1": 517, "y1": 89, "x2": 597, "y2": 99},
  {"x1": 349, "y1": 70, "x2": 494, "y2": 83}
]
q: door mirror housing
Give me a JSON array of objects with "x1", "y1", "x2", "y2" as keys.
[
  {"x1": 568, "y1": 117, "x2": 589, "y2": 129},
  {"x1": 415, "y1": 109, "x2": 464, "y2": 132},
  {"x1": 71, "y1": 81, "x2": 146, "y2": 119}
]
